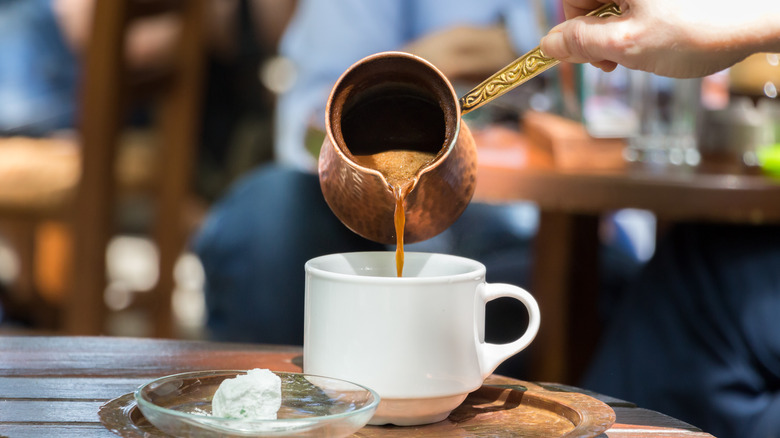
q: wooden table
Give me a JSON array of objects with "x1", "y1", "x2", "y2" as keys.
[
  {"x1": 472, "y1": 113, "x2": 780, "y2": 385},
  {"x1": 0, "y1": 336, "x2": 714, "y2": 437}
]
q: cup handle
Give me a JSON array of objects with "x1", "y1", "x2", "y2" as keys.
[{"x1": 476, "y1": 282, "x2": 541, "y2": 378}]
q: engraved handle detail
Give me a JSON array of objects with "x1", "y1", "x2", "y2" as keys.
[{"x1": 459, "y1": 2, "x2": 622, "y2": 115}]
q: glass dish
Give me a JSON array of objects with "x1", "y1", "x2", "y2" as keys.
[{"x1": 134, "y1": 370, "x2": 379, "y2": 437}]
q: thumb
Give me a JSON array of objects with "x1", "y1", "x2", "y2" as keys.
[{"x1": 540, "y1": 17, "x2": 623, "y2": 65}]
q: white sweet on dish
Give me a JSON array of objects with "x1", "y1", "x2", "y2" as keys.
[{"x1": 211, "y1": 368, "x2": 282, "y2": 420}]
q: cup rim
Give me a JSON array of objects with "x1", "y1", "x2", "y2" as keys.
[{"x1": 305, "y1": 251, "x2": 486, "y2": 284}]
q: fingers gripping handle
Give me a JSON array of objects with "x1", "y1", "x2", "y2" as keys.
[{"x1": 476, "y1": 283, "x2": 541, "y2": 378}]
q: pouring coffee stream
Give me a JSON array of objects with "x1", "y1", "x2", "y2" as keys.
[
  {"x1": 319, "y1": 3, "x2": 622, "y2": 276},
  {"x1": 352, "y1": 150, "x2": 437, "y2": 277}
]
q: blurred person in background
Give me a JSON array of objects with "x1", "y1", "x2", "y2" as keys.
[
  {"x1": 194, "y1": 0, "x2": 548, "y2": 350},
  {"x1": 193, "y1": 0, "x2": 645, "y2": 381},
  {"x1": 540, "y1": 0, "x2": 780, "y2": 436}
]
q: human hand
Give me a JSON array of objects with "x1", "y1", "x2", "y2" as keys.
[
  {"x1": 540, "y1": 0, "x2": 780, "y2": 78},
  {"x1": 404, "y1": 25, "x2": 517, "y2": 81}
]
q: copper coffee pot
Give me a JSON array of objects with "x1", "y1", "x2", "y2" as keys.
[{"x1": 319, "y1": 4, "x2": 621, "y2": 244}]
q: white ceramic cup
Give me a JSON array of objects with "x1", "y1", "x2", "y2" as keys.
[{"x1": 303, "y1": 252, "x2": 541, "y2": 426}]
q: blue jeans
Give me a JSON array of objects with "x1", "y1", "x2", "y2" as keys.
[{"x1": 582, "y1": 222, "x2": 780, "y2": 438}]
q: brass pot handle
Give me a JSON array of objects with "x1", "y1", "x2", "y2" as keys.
[{"x1": 458, "y1": 2, "x2": 622, "y2": 115}]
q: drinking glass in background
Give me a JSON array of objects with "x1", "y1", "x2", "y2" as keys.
[
  {"x1": 627, "y1": 72, "x2": 703, "y2": 166},
  {"x1": 708, "y1": 52, "x2": 780, "y2": 172},
  {"x1": 581, "y1": 65, "x2": 703, "y2": 167}
]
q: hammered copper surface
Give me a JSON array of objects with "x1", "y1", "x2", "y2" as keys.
[{"x1": 319, "y1": 51, "x2": 477, "y2": 244}]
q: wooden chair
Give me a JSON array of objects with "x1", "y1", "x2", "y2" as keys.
[{"x1": 0, "y1": 0, "x2": 206, "y2": 337}]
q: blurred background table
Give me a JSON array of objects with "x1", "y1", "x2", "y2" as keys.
[
  {"x1": 473, "y1": 112, "x2": 780, "y2": 385},
  {"x1": 0, "y1": 336, "x2": 714, "y2": 437}
]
